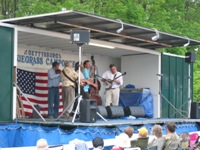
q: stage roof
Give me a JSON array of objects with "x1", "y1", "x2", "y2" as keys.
[{"x1": 1, "y1": 10, "x2": 200, "y2": 50}]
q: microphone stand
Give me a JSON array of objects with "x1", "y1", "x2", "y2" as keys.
[{"x1": 72, "y1": 44, "x2": 83, "y2": 123}]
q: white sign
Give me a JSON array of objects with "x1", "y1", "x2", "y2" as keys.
[{"x1": 17, "y1": 46, "x2": 81, "y2": 70}]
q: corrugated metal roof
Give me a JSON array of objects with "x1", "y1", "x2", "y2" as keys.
[{"x1": 1, "y1": 10, "x2": 200, "y2": 49}]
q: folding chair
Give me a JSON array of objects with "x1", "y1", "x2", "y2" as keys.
[
  {"x1": 48, "y1": 145, "x2": 64, "y2": 150},
  {"x1": 131, "y1": 137, "x2": 149, "y2": 150},
  {"x1": 145, "y1": 146, "x2": 157, "y2": 150}
]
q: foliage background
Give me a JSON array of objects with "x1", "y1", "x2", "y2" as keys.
[{"x1": 1, "y1": 0, "x2": 200, "y2": 101}]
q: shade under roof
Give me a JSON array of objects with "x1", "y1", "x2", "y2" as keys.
[{"x1": 1, "y1": 10, "x2": 200, "y2": 49}]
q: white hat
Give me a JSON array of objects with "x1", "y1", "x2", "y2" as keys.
[
  {"x1": 115, "y1": 133, "x2": 131, "y2": 148},
  {"x1": 36, "y1": 139, "x2": 48, "y2": 150}
]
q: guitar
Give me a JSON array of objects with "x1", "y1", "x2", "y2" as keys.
[{"x1": 96, "y1": 72, "x2": 126, "y2": 90}]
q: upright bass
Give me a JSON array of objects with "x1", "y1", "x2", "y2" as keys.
[{"x1": 90, "y1": 56, "x2": 102, "y2": 105}]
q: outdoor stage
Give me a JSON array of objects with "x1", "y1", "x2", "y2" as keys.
[
  {"x1": 16, "y1": 117, "x2": 200, "y2": 127},
  {"x1": 0, "y1": 117, "x2": 197, "y2": 149}
]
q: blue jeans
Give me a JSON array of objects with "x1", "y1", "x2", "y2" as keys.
[{"x1": 48, "y1": 87, "x2": 60, "y2": 118}]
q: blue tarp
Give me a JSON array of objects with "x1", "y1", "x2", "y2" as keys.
[
  {"x1": 0, "y1": 122, "x2": 199, "y2": 148},
  {"x1": 0, "y1": 123, "x2": 119, "y2": 148},
  {"x1": 119, "y1": 89, "x2": 154, "y2": 118}
]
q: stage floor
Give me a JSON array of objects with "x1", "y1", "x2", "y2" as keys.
[{"x1": 16, "y1": 117, "x2": 200, "y2": 127}]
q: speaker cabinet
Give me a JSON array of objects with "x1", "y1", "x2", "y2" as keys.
[
  {"x1": 106, "y1": 106, "x2": 124, "y2": 119},
  {"x1": 80, "y1": 99, "x2": 97, "y2": 123},
  {"x1": 124, "y1": 106, "x2": 145, "y2": 118},
  {"x1": 70, "y1": 30, "x2": 90, "y2": 45},
  {"x1": 97, "y1": 106, "x2": 108, "y2": 118},
  {"x1": 191, "y1": 102, "x2": 200, "y2": 119},
  {"x1": 185, "y1": 52, "x2": 196, "y2": 63}
]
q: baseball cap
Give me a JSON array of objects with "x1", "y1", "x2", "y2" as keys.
[{"x1": 138, "y1": 127, "x2": 148, "y2": 137}]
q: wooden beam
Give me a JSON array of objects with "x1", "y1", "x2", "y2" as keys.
[{"x1": 57, "y1": 21, "x2": 172, "y2": 48}]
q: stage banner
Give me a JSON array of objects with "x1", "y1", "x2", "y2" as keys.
[{"x1": 17, "y1": 47, "x2": 86, "y2": 70}]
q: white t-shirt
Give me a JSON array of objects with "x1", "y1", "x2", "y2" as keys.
[
  {"x1": 102, "y1": 70, "x2": 123, "y2": 88},
  {"x1": 148, "y1": 135, "x2": 157, "y2": 144}
]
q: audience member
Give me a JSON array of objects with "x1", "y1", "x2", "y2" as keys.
[
  {"x1": 92, "y1": 137, "x2": 104, "y2": 150},
  {"x1": 190, "y1": 133, "x2": 199, "y2": 149},
  {"x1": 148, "y1": 125, "x2": 165, "y2": 150},
  {"x1": 179, "y1": 132, "x2": 190, "y2": 149},
  {"x1": 130, "y1": 127, "x2": 149, "y2": 150},
  {"x1": 163, "y1": 122, "x2": 180, "y2": 150},
  {"x1": 68, "y1": 139, "x2": 89, "y2": 150},
  {"x1": 124, "y1": 126, "x2": 134, "y2": 139},
  {"x1": 36, "y1": 138, "x2": 48, "y2": 150},
  {"x1": 111, "y1": 133, "x2": 131, "y2": 150},
  {"x1": 138, "y1": 127, "x2": 148, "y2": 138}
]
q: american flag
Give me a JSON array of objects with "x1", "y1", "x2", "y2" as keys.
[{"x1": 17, "y1": 68, "x2": 63, "y2": 117}]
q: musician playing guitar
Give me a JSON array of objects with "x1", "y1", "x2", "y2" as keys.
[
  {"x1": 74, "y1": 61, "x2": 96, "y2": 99},
  {"x1": 102, "y1": 64, "x2": 123, "y2": 106}
]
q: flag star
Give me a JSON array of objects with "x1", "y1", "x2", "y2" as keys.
[{"x1": 17, "y1": 69, "x2": 36, "y2": 95}]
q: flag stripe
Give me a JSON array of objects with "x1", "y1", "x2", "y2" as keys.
[
  {"x1": 21, "y1": 97, "x2": 63, "y2": 104},
  {"x1": 35, "y1": 86, "x2": 62, "y2": 90},
  {"x1": 35, "y1": 93, "x2": 62, "y2": 97},
  {"x1": 35, "y1": 86, "x2": 48, "y2": 90},
  {"x1": 35, "y1": 79, "x2": 48, "y2": 84},
  {"x1": 36, "y1": 76, "x2": 48, "y2": 80},
  {"x1": 35, "y1": 89, "x2": 62, "y2": 95},
  {"x1": 36, "y1": 72, "x2": 48, "y2": 76},
  {"x1": 21, "y1": 94, "x2": 62, "y2": 101}
]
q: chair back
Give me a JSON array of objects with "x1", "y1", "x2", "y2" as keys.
[
  {"x1": 131, "y1": 137, "x2": 149, "y2": 150},
  {"x1": 144, "y1": 146, "x2": 157, "y2": 150},
  {"x1": 131, "y1": 140, "x2": 137, "y2": 148},
  {"x1": 163, "y1": 139, "x2": 180, "y2": 150},
  {"x1": 149, "y1": 137, "x2": 165, "y2": 150},
  {"x1": 48, "y1": 144, "x2": 64, "y2": 150}
]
